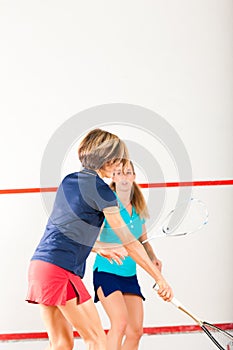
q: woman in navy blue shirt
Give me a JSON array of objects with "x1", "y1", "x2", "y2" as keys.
[{"x1": 26, "y1": 128, "x2": 173, "y2": 350}]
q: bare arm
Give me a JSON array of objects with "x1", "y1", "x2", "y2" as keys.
[
  {"x1": 92, "y1": 223, "x2": 128, "y2": 264},
  {"x1": 103, "y1": 207, "x2": 173, "y2": 301},
  {"x1": 92, "y1": 241, "x2": 128, "y2": 265},
  {"x1": 139, "y1": 225, "x2": 162, "y2": 272}
]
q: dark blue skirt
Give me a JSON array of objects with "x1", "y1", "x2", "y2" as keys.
[{"x1": 93, "y1": 269, "x2": 145, "y2": 303}]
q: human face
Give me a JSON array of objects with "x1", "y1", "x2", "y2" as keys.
[
  {"x1": 99, "y1": 160, "x2": 121, "y2": 178},
  {"x1": 112, "y1": 163, "x2": 136, "y2": 192}
]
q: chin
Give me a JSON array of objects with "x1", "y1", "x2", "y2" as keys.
[
  {"x1": 119, "y1": 185, "x2": 131, "y2": 191},
  {"x1": 104, "y1": 173, "x2": 112, "y2": 178}
]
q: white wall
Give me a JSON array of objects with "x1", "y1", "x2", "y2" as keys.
[{"x1": 0, "y1": 1, "x2": 232, "y2": 349}]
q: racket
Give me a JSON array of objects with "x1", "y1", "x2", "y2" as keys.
[
  {"x1": 153, "y1": 284, "x2": 233, "y2": 350},
  {"x1": 142, "y1": 197, "x2": 209, "y2": 244}
]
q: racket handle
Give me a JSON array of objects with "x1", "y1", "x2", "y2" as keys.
[
  {"x1": 153, "y1": 284, "x2": 183, "y2": 308},
  {"x1": 170, "y1": 297, "x2": 183, "y2": 308},
  {"x1": 152, "y1": 284, "x2": 201, "y2": 324},
  {"x1": 152, "y1": 283, "x2": 160, "y2": 291}
]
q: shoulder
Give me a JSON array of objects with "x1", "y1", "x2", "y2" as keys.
[
  {"x1": 96, "y1": 180, "x2": 117, "y2": 202},
  {"x1": 61, "y1": 172, "x2": 78, "y2": 184},
  {"x1": 58, "y1": 172, "x2": 79, "y2": 191}
]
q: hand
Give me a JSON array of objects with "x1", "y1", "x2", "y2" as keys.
[
  {"x1": 97, "y1": 246, "x2": 128, "y2": 265},
  {"x1": 155, "y1": 278, "x2": 173, "y2": 302}
]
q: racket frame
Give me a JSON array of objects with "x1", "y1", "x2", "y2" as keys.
[{"x1": 142, "y1": 197, "x2": 209, "y2": 244}]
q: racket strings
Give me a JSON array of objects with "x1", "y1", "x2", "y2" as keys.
[
  {"x1": 202, "y1": 323, "x2": 233, "y2": 350},
  {"x1": 162, "y1": 198, "x2": 208, "y2": 236},
  {"x1": 142, "y1": 197, "x2": 209, "y2": 243}
]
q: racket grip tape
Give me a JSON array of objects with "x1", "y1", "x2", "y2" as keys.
[
  {"x1": 170, "y1": 297, "x2": 183, "y2": 308},
  {"x1": 152, "y1": 283, "x2": 160, "y2": 291}
]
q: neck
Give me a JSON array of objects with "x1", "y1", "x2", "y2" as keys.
[
  {"x1": 116, "y1": 190, "x2": 131, "y2": 207},
  {"x1": 96, "y1": 169, "x2": 104, "y2": 178}
]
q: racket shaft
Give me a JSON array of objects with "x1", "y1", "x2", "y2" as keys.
[
  {"x1": 174, "y1": 303, "x2": 231, "y2": 349},
  {"x1": 171, "y1": 300, "x2": 201, "y2": 325},
  {"x1": 172, "y1": 300, "x2": 233, "y2": 349},
  {"x1": 153, "y1": 283, "x2": 233, "y2": 350},
  {"x1": 153, "y1": 285, "x2": 233, "y2": 349}
]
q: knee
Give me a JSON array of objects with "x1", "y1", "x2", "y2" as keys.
[
  {"x1": 137, "y1": 327, "x2": 144, "y2": 340},
  {"x1": 111, "y1": 318, "x2": 128, "y2": 336},
  {"x1": 126, "y1": 326, "x2": 143, "y2": 341}
]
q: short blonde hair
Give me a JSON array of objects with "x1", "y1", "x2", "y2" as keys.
[{"x1": 78, "y1": 128, "x2": 129, "y2": 170}]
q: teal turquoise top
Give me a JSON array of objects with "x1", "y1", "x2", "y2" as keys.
[{"x1": 93, "y1": 195, "x2": 145, "y2": 276}]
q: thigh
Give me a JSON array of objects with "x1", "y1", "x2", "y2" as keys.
[
  {"x1": 58, "y1": 297, "x2": 106, "y2": 341},
  {"x1": 97, "y1": 287, "x2": 128, "y2": 323},
  {"x1": 123, "y1": 295, "x2": 144, "y2": 330},
  {"x1": 40, "y1": 304, "x2": 73, "y2": 347}
]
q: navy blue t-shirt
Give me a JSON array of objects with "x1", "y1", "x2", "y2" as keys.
[{"x1": 31, "y1": 169, "x2": 118, "y2": 277}]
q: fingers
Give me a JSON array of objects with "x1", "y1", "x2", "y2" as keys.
[
  {"x1": 155, "y1": 280, "x2": 174, "y2": 302},
  {"x1": 110, "y1": 247, "x2": 128, "y2": 264},
  {"x1": 98, "y1": 248, "x2": 127, "y2": 265},
  {"x1": 158, "y1": 287, "x2": 173, "y2": 302},
  {"x1": 115, "y1": 247, "x2": 128, "y2": 258},
  {"x1": 108, "y1": 255, "x2": 124, "y2": 265}
]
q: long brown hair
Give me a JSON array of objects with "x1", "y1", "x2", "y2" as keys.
[{"x1": 110, "y1": 161, "x2": 150, "y2": 219}]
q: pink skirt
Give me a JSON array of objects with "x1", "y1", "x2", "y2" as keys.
[{"x1": 26, "y1": 260, "x2": 91, "y2": 306}]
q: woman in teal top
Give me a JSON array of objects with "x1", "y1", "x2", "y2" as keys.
[{"x1": 93, "y1": 161, "x2": 162, "y2": 350}]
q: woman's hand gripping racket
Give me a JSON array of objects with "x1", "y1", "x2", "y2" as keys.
[
  {"x1": 142, "y1": 197, "x2": 209, "y2": 244},
  {"x1": 153, "y1": 284, "x2": 233, "y2": 350}
]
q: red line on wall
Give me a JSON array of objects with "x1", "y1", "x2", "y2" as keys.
[
  {"x1": 0, "y1": 187, "x2": 58, "y2": 195},
  {"x1": 139, "y1": 179, "x2": 233, "y2": 188},
  {"x1": 0, "y1": 180, "x2": 233, "y2": 195},
  {"x1": 0, "y1": 323, "x2": 232, "y2": 342}
]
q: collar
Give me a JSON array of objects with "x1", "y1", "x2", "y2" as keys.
[
  {"x1": 80, "y1": 168, "x2": 98, "y2": 177},
  {"x1": 115, "y1": 193, "x2": 135, "y2": 215}
]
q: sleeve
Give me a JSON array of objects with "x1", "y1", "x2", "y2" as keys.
[{"x1": 94, "y1": 182, "x2": 118, "y2": 211}]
